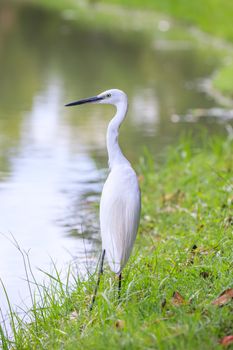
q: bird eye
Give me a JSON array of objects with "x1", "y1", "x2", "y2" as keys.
[{"x1": 106, "y1": 93, "x2": 111, "y2": 98}]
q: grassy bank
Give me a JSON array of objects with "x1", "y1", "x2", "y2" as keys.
[{"x1": 1, "y1": 136, "x2": 233, "y2": 349}]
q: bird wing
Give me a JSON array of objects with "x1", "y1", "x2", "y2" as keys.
[{"x1": 100, "y1": 166, "x2": 141, "y2": 274}]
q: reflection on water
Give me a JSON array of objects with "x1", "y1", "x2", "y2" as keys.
[{"x1": 0, "y1": 3, "x2": 231, "y2": 312}]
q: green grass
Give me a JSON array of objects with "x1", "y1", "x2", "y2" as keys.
[{"x1": 1, "y1": 136, "x2": 233, "y2": 349}]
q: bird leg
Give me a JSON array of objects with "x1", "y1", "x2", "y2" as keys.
[
  {"x1": 118, "y1": 273, "x2": 122, "y2": 301},
  {"x1": 89, "y1": 249, "x2": 105, "y2": 311}
]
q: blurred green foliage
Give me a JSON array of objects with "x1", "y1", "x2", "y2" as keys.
[
  {"x1": 22, "y1": 0, "x2": 233, "y2": 98},
  {"x1": 104, "y1": 0, "x2": 233, "y2": 98},
  {"x1": 104, "y1": 0, "x2": 233, "y2": 41}
]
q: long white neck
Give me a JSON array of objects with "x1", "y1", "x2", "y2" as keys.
[{"x1": 107, "y1": 99, "x2": 130, "y2": 169}]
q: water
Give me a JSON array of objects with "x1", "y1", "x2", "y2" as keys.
[{"x1": 0, "y1": 3, "x2": 231, "y2": 314}]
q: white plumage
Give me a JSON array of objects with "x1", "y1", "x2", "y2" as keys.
[
  {"x1": 100, "y1": 164, "x2": 140, "y2": 274},
  {"x1": 65, "y1": 88, "x2": 141, "y2": 305},
  {"x1": 98, "y1": 89, "x2": 141, "y2": 275}
]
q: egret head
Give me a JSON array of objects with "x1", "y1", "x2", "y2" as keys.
[{"x1": 65, "y1": 89, "x2": 127, "y2": 108}]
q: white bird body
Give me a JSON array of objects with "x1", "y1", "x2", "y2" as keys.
[
  {"x1": 100, "y1": 163, "x2": 140, "y2": 274},
  {"x1": 65, "y1": 88, "x2": 141, "y2": 280},
  {"x1": 98, "y1": 89, "x2": 141, "y2": 274}
]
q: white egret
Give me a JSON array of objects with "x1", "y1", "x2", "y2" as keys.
[{"x1": 65, "y1": 89, "x2": 141, "y2": 308}]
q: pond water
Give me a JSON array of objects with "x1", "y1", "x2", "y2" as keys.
[{"x1": 0, "y1": 3, "x2": 231, "y2": 314}]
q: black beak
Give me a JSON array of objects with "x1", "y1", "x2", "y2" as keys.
[{"x1": 65, "y1": 95, "x2": 104, "y2": 107}]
